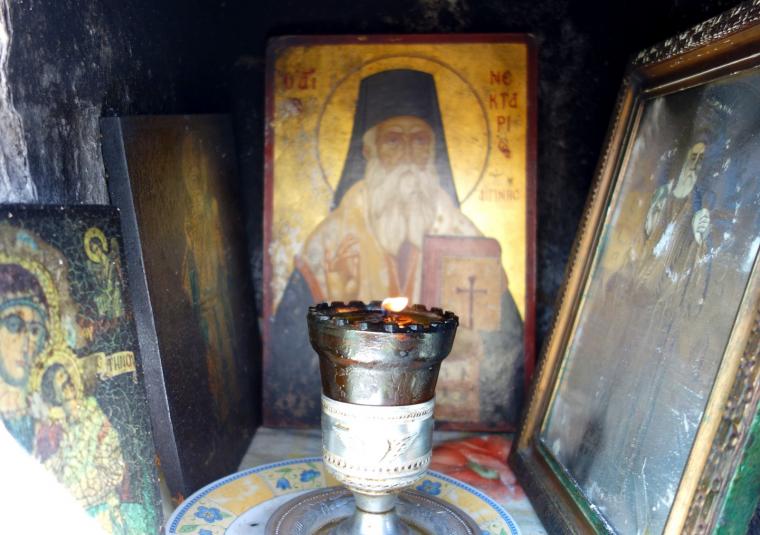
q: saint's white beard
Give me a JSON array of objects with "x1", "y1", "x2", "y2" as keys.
[{"x1": 365, "y1": 157, "x2": 440, "y2": 255}]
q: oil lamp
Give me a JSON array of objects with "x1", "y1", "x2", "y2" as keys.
[{"x1": 266, "y1": 299, "x2": 480, "y2": 535}]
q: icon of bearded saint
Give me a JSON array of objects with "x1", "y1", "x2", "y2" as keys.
[{"x1": 270, "y1": 69, "x2": 524, "y2": 425}]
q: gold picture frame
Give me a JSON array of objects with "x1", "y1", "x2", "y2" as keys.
[{"x1": 510, "y1": 4, "x2": 760, "y2": 534}]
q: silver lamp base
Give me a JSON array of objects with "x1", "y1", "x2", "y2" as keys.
[{"x1": 265, "y1": 487, "x2": 480, "y2": 535}]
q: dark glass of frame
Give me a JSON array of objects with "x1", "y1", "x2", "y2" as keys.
[{"x1": 510, "y1": 6, "x2": 760, "y2": 535}]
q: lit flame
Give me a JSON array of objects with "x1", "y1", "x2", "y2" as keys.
[{"x1": 381, "y1": 296, "x2": 409, "y2": 312}]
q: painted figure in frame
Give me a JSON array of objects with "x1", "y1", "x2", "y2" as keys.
[
  {"x1": 271, "y1": 68, "x2": 524, "y2": 426},
  {"x1": 541, "y1": 74, "x2": 760, "y2": 533},
  {"x1": 0, "y1": 209, "x2": 161, "y2": 534},
  {"x1": 180, "y1": 134, "x2": 239, "y2": 423},
  {"x1": 38, "y1": 352, "x2": 127, "y2": 531},
  {"x1": 0, "y1": 260, "x2": 52, "y2": 452},
  {"x1": 84, "y1": 227, "x2": 125, "y2": 320},
  {"x1": 102, "y1": 115, "x2": 257, "y2": 498}
]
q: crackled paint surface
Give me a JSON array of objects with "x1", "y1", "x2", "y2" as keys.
[{"x1": 0, "y1": 205, "x2": 161, "y2": 534}]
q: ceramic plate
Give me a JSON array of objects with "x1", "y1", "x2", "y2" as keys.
[{"x1": 166, "y1": 457, "x2": 520, "y2": 535}]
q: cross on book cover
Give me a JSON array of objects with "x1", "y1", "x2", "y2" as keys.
[{"x1": 422, "y1": 235, "x2": 522, "y2": 426}]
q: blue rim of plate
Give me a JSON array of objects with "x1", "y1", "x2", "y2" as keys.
[{"x1": 166, "y1": 456, "x2": 520, "y2": 535}]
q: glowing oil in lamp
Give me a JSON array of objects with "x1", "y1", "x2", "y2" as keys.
[{"x1": 381, "y1": 296, "x2": 412, "y2": 325}]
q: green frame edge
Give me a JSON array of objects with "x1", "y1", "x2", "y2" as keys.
[{"x1": 716, "y1": 405, "x2": 760, "y2": 535}]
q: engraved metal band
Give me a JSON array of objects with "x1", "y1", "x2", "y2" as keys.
[{"x1": 321, "y1": 395, "x2": 435, "y2": 494}]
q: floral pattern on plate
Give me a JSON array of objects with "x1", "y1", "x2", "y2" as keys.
[{"x1": 166, "y1": 457, "x2": 520, "y2": 534}]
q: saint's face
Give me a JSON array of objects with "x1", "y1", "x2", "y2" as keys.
[
  {"x1": 91, "y1": 240, "x2": 107, "y2": 264},
  {"x1": 0, "y1": 299, "x2": 48, "y2": 387},
  {"x1": 52, "y1": 367, "x2": 77, "y2": 414},
  {"x1": 374, "y1": 116, "x2": 434, "y2": 172},
  {"x1": 673, "y1": 142, "x2": 706, "y2": 199},
  {"x1": 181, "y1": 138, "x2": 211, "y2": 220}
]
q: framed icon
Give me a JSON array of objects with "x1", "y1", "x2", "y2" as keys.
[
  {"x1": 264, "y1": 35, "x2": 537, "y2": 429},
  {"x1": 0, "y1": 204, "x2": 162, "y2": 533},
  {"x1": 511, "y1": 7, "x2": 760, "y2": 534},
  {"x1": 102, "y1": 115, "x2": 259, "y2": 500}
]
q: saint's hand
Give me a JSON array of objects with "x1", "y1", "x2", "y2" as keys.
[
  {"x1": 644, "y1": 183, "x2": 668, "y2": 237},
  {"x1": 324, "y1": 234, "x2": 360, "y2": 299},
  {"x1": 692, "y1": 208, "x2": 710, "y2": 245}
]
